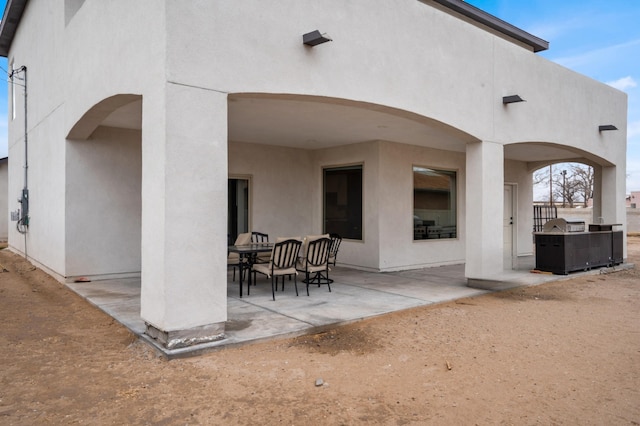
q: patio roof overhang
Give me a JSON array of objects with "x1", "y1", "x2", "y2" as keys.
[
  {"x1": 227, "y1": 94, "x2": 476, "y2": 153},
  {"x1": 227, "y1": 95, "x2": 610, "y2": 168},
  {"x1": 94, "y1": 93, "x2": 603, "y2": 167}
]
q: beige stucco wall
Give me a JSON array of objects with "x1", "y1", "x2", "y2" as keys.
[
  {"x1": 312, "y1": 141, "x2": 382, "y2": 270},
  {"x1": 540, "y1": 208, "x2": 639, "y2": 234},
  {"x1": 6, "y1": 1, "x2": 164, "y2": 277},
  {"x1": 228, "y1": 141, "x2": 314, "y2": 239},
  {"x1": 0, "y1": 158, "x2": 7, "y2": 241},
  {"x1": 627, "y1": 209, "x2": 640, "y2": 233},
  {"x1": 555, "y1": 207, "x2": 595, "y2": 225},
  {"x1": 65, "y1": 127, "x2": 142, "y2": 277},
  {"x1": 376, "y1": 141, "x2": 466, "y2": 271},
  {"x1": 229, "y1": 140, "x2": 542, "y2": 271}
]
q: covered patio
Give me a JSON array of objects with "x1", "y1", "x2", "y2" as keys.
[
  {"x1": 2, "y1": 0, "x2": 626, "y2": 352},
  {"x1": 64, "y1": 258, "x2": 611, "y2": 359}
]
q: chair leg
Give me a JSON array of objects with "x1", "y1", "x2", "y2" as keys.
[
  {"x1": 294, "y1": 274, "x2": 298, "y2": 296},
  {"x1": 305, "y1": 271, "x2": 310, "y2": 296},
  {"x1": 271, "y1": 276, "x2": 276, "y2": 301}
]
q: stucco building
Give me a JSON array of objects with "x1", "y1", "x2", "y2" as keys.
[
  {"x1": 0, "y1": 0, "x2": 627, "y2": 349},
  {"x1": 0, "y1": 157, "x2": 7, "y2": 241}
]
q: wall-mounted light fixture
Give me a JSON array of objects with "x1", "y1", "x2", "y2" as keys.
[
  {"x1": 303, "y1": 30, "x2": 332, "y2": 46},
  {"x1": 598, "y1": 124, "x2": 618, "y2": 132},
  {"x1": 502, "y1": 95, "x2": 525, "y2": 104}
]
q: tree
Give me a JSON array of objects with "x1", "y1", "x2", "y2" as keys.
[
  {"x1": 534, "y1": 163, "x2": 594, "y2": 207},
  {"x1": 533, "y1": 166, "x2": 553, "y2": 203},
  {"x1": 570, "y1": 164, "x2": 594, "y2": 207}
]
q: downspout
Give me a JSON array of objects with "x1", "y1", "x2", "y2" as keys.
[{"x1": 23, "y1": 65, "x2": 27, "y2": 194}]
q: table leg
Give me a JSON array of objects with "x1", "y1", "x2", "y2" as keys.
[
  {"x1": 247, "y1": 254, "x2": 254, "y2": 296},
  {"x1": 238, "y1": 254, "x2": 244, "y2": 298}
]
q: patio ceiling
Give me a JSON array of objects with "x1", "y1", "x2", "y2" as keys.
[
  {"x1": 228, "y1": 95, "x2": 474, "y2": 153},
  {"x1": 228, "y1": 96, "x2": 594, "y2": 165},
  {"x1": 504, "y1": 143, "x2": 590, "y2": 163}
]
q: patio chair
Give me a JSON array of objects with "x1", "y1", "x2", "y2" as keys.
[
  {"x1": 299, "y1": 234, "x2": 329, "y2": 259},
  {"x1": 328, "y1": 233, "x2": 342, "y2": 267},
  {"x1": 228, "y1": 232, "x2": 252, "y2": 281},
  {"x1": 252, "y1": 238, "x2": 302, "y2": 300},
  {"x1": 252, "y1": 231, "x2": 271, "y2": 264},
  {"x1": 296, "y1": 237, "x2": 332, "y2": 295}
]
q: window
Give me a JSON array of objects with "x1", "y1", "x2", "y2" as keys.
[
  {"x1": 413, "y1": 166, "x2": 456, "y2": 240},
  {"x1": 323, "y1": 165, "x2": 363, "y2": 240}
]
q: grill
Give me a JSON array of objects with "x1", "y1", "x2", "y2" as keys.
[
  {"x1": 542, "y1": 218, "x2": 585, "y2": 233},
  {"x1": 534, "y1": 219, "x2": 623, "y2": 274}
]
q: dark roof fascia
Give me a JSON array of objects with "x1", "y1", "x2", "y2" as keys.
[
  {"x1": 0, "y1": 156, "x2": 8, "y2": 162},
  {"x1": 0, "y1": 0, "x2": 28, "y2": 58},
  {"x1": 432, "y1": 0, "x2": 549, "y2": 52}
]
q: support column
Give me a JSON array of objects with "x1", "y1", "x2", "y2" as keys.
[
  {"x1": 595, "y1": 164, "x2": 627, "y2": 259},
  {"x1": 592, "y1": 165, "x2": 603, "y2": 222},
  {"x1": 140, "y1": 83, "x2": 228, "y2": 350},
  {"x1": 465, "y1": 140, "x2": 506, "y2": 288}
]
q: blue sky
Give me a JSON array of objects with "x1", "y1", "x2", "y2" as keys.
[
  {"x1": 0, "y1": 0, "x2": 9, "y2": 160},
  {"x1": 0, "y1": 1, "x2": 638, "y2": 192}
]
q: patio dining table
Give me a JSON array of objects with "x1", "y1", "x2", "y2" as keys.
[{"x1": 227, "y1": 243, "x2": 273, "y2": 297}]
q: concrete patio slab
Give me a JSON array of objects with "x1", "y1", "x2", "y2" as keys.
[{"x1": 65, "y1": 261, "x2": 633, "y2": 358}]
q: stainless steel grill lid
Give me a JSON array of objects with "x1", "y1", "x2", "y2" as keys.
[{"x1": 542, "y1": 218, "x2": 585, "y2": 233}]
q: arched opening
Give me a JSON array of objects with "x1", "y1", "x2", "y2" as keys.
[
  {"x1": 65, "y1": 95, "x2": 142, "y2": 279},
  {"x1": 502, "y1": 141, "x2": 616, "y2": 269},
  {"x1": 533, "y1": 162, "x2": 595, "y2": 208}
]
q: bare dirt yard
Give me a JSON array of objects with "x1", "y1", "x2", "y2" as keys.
[{"x1": 1, "y1": 238, "x2": 639, "y2": 425}]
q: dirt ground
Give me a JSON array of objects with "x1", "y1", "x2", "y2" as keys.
[{"x1": 0, "y1": 239, "x2": 639, "y2": 425}]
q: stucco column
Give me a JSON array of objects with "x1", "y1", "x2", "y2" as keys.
[
  {"x1": 597, "y1": 165, "x2": 627, "y2": 258},
  {"x1": 140, "y1": 83, "x2": 228, "y2": 349},
  {"x1": 465, "y1": 140, "x2": 505, "y2": 287},
  {"x1": 592, "y1": 165, "x2": 603, "y2": 221}
]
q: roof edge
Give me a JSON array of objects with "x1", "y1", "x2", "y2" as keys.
[
  {"x1": 0, "y1": 0, "x2": 28, "y2": 58},
  {"x1": 431, "y1": 0, "x2": 549, "y2": 52},
  {"x1": 0, "y1": 0, "x2": 550, "y2": 59}
]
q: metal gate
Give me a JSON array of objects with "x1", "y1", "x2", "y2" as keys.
[{"x1": 533, "y1": 205, "x2": 557, "y2": 232}]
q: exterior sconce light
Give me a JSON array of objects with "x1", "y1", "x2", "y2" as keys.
[
  {"x1": 598, "y1": 125, "x2": 618, "y2": 131},
  {"x1": 303, "y1": 30, "x2": 332, "y2": 46},
  {"x1": 502, "y1": 95, "x2": 525, "y2": 104}
]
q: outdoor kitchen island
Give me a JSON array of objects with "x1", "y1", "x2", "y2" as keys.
[{"x1": 534, "y1": 219, "x2": 623, "y2": 275}]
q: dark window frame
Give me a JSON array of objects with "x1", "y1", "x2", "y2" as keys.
[
  {"x1": 413, "y1": 166, "x2": 457, "y2": 241},
  {"x1": 323, "y1": 164, "x2": 363, "y2": 241}
]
